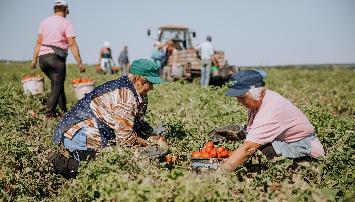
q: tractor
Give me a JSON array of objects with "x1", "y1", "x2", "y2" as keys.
[{"x1": 147, "y1": 24, "x2": 235, "y2": 85}]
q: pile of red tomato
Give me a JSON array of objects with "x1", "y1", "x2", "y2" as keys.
[
  {"x1": 71, "y1": 78, "x2": 94, "y2": 84},
  {"x1": 191, "y1": 141, "x2": 231, "y2": 159},
  {"x1": 22, "y1": 74, "x2": 42, "y2": 81}
]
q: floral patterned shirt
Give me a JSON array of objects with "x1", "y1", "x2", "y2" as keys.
[{"x1": 63, "y1": 87, "x2": 148, "y2": 150}]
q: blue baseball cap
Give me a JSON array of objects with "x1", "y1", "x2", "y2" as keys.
[{"x1": 225, "y1": 70, "x2": 267, "y2": 97}]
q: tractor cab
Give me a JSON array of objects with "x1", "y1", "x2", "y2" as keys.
[
  {"x1": 147, "y1": 24, "x2": 232, "y2": 84},
  {"x1": 148, "y1": 25, "x2": 196, "y2": 50}
]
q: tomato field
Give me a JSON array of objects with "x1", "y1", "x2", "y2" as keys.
[{"x1": 0, "y1": 62, "x2": 354, "y2": 201}]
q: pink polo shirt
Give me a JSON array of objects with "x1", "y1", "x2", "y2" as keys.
[
  {"x1": 38, "y1": 15, "x2": 75, "y2": 56},
  {"x1": 246, "y1": 90, "x2": 324, "y2": 157}
]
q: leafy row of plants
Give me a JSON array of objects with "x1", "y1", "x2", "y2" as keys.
[{"x1": 0, "y1": 63, "x2": 354, "y2": 201}]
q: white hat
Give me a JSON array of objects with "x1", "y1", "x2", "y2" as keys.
[
  {"x1": 103, "y1": 41, "x2": 111, "y2": 48},
  {"x1": 54, "y1": 0, "x2": 68, "y2": 6}
]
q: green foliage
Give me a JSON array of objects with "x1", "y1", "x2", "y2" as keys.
[
  {"x1": 0, "y1": 83, "x2": 64, "y2": 201},
  {"x1": 0, "y1": 63, "x2": 354, "y2": 201}
]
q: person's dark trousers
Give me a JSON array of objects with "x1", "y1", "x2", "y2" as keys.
[
  {"x1": 259, "y1": 143, "x2": 278, "y2": 159},
  {"x1": 39, "y1": 54, "x2": 67, "y2": 116},
  {"x1": 49, "y1": 150, "x2": 96, "y2": 179}
]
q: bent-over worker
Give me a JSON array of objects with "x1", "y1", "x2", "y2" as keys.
[
  {"x1": 219, "y1": 70, "x2": 325, "y2": 172},
  {"x1": 51, "y1": 59, "x2": 163, "y2": 177}
]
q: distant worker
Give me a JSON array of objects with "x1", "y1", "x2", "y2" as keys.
[
  {"x1": 151, "y1": 41, "x2": 164, "y2": 69},
  {"x1": 196, "y1": 36, "x2": 214, "y2": 87},
  {"x1": 162, "y1": 41, "x2": 179, "y2": 81},
  {"x1": 98, "y1": 41, "x2": 114, "y2": 74},
  {"x1": 211, "y1": 53, "x2": 221, "y2": 79},
  {"x1": 213, "y1": 70, "x2": 325, "y2": 172},
  {"x1": 118, "y1": 46, "x2": 130, "y2": 76},
  {"x1": 160, "y1": 42, "x2": 169, "y2": 69},
  {"x1": 30, "y1": 0, "x2": 85, "y2": 120},
  {"x1": 172, "y1": 33, "x2": 184, "y2": 50}
]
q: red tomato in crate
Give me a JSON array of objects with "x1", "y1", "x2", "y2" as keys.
[
  {"x1": 200, "y1": 152, "x2": 211, "y2": 159},
  {"x1": 210, "y1": 150, "x2": 218, "y2": 157},
  {"x1": 72, "y1": 79, "x2": 80, "y2": 84},
  {"x1": 22, "y1": 75, "x2": 31, "y2": 80},
  {"x1": 221, "y1": 150, "x2": 229, "y2": 158},
  {"x1": 205, "y1": 147, "x2": 213, "y2": 154},
  {"x1": 192, "y1": 152, "x2": 202, "y2": 158},
  {"x1": 217, "y1": 146, "x2": 226, "y2": 154},
  {"x1": 204, "y1": 141, "x2": 214, "y2": 149}
]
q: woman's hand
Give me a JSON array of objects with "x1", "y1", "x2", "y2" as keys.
[
  {"x1": 136, "y1": 137, "x2": 148, "y2": 147},
  {"x1": 147, "y1": 135, "x2": 166, "y2": 143},
  {"x1": 147, "y1": 135, "x2": 167, "y2": 148}
]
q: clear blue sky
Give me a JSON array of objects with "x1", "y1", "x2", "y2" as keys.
[{"x1": 0, "y1": 0, "x2": 354, "y2": 66}]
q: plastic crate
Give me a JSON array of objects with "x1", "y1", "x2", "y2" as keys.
[{"x1": 191, "y1": 158, "x2": 226, "y2": 172}]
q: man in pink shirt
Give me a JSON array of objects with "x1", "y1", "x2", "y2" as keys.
[
  {"x1": 30, "y1": 0, "x2": 85, "y2": 120},
  {"x1": 218, "y1": 70, "x2": 325, "y2": 172}
]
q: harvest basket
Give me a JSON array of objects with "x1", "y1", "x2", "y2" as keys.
[
  {"x1": 72, "y1": 81, "x2": 95, "y2": 100},
  {"x1": 21, "y1": 76, "x2": 44, "y2": 95}
]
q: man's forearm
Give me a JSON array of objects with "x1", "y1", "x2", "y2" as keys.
[
  {"x1": 32, "y1": 43, "x2": 41, "y2": 63},
  {"x1": 31, "y1": 34, "x2": 42, "y2": 65},
  {"x1": 69, "y1": 42, "x2": 82, "y2": 64},
  {"x1": 221, "y1": 141, "x2": 260, "y2": 172},
  {"x1": 222, "y1": 147, "x2": 253, "y2": 171}
]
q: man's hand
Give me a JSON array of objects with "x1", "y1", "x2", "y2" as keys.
[
  {"x1": 209, "y1": 124, "x2": 246, "y2": 143},
  {"x1": 78, "y1": 63, "x2": 85, "y2": 73}
]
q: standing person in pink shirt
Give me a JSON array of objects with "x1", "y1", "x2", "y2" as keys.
[
  {"x1": 215, "y1": 70, "x2": 325, "y2": 172},
  {"x1": 30, "y1": 0, "x2": 85, "y2": 120}
]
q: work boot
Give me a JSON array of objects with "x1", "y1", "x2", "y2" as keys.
[{"x1": 49, "y1": 152, "x2": 79, "y2": 179}]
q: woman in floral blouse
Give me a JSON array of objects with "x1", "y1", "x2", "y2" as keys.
[{"x1": 51, "y1": 59, "x2": 163, "y2": 178}]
